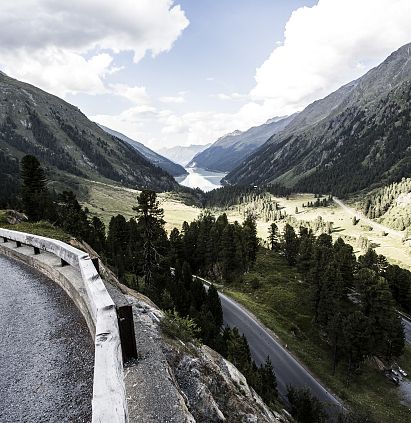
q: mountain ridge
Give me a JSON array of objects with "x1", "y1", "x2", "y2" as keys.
[
  {"x1": 98, "y1": 125, "x2": 187, "y2": 177},
  {"x1": 224, "y1": 42, "x2": 411, "y2": 196},
  {"x1": 158, "y1": 143, "x2": 211, "y2": 166},
  {"x1": 0, "y1": 72, "x2": 179, "y2": 203},
  {"x1": 188, "y1": 115, "x2": 296, "y2": 172}
]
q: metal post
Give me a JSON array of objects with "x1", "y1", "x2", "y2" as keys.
[
  {"x1": 33, "y1": 246, "x2": 41, "y2": 255},
  {"x1": 91, "y1": 257, "x2": 100, "y2": 274},
  {"x1": 117, "y1": 305, "x2": 137, "y2": 362},
  {"x1": 2, "y1": 237, "x2": 8, "y2": 243}
]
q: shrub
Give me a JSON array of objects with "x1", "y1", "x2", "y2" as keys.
[{"x1": 160, "y1": 310, "x2": 201, "y2": 344}]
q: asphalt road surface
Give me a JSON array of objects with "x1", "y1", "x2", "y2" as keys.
[
  {"x1": 218, "y1": 290, "x2": 342, "y2": 412},
  {"x1": 0, "y1": 255, "x2": 94, "y2": 423},
  {"x1": 403, "y1": 316, "x2": 411, "y2": 344}
]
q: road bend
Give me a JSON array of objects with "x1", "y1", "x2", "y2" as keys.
[
  {"x1": 199, "y1": 276, "x2": 342, "y2": 413},
  {"x1": 0, "y1": 255, "x2": 94, "y2": 423}
]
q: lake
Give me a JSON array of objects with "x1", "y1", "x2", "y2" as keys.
[{"x1": 175, "y1": 167, "x2": 227, "y2": 192}]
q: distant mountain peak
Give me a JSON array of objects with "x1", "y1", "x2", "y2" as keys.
[
  {"x1": 98, "y1": 125, "x2": 187, "y2": 177},
  {"x1": 187, "y1": 115, "x2": 296, "y2": 172}
]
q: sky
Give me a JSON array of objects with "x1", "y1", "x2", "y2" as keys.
[{"x1": 1, "y1": 0, "x2": 411, "y2": 151}]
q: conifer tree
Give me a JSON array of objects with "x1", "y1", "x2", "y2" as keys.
[
  {"x1": 243, "y1": 214, "x2": 258, "y2": 266},
  {"x1": 268, "y1": 223, "x2": 279, "y2": 251},
  {"x1": 133, "y1": 190, "x2": 167, "y2": 292},
  {"x1": 258, "y1": 356, "x2": 278, "y2": 405},
  {"x1": 283, "y1": 224, "x2": 299, "y2": 266},
  {"x1": 20, "y1": 155, "x2": 55, "y2": 221},
  {"x1": 207, "y1": 284, "x2": 223, "y2": 328}
]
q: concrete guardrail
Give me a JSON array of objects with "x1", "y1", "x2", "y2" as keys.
[{"x1": 0, "y1": 228, "x2": 128, "y2": 423}]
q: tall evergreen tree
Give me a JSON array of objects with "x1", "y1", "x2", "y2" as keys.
[
  {"x1": 283, "y1": 224, "x2": 299, "y2": 266},
  {"x1": 207, "y1": 284, "x2": 223, "y2": 328},
  {"x1": 243, "y1": 214, "x2": 259, "y2": 267},
  {"x1": 342, "y1": 311, "x2": 371, "y2": 384},
  {"x1": 133, "y1": 190, "x2": 167, "y2": 292},
  {"x1": 268, "y1": 223, "x2": 279, "y2": 251},
  {"x1": 286, "y1": 386, "x2": 326, "y2": 423},
  {"x1": 20, "y1": 155, "x2": 55, "y2": 221}
]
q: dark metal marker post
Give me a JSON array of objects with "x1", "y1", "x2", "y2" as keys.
[{"x1": 117, "y1": 305, "x2": 137, "y2": 362}]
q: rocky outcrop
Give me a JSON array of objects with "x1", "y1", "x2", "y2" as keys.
[
  {"x1": 82, "y1": 244, "x2": 290, "y2": 423},
  {"x1": 5, "y1": 210, "x2": 28, "y2": 224},
  {"x1": 120, "y1": 291, "x2": 289, "y2": 423},
  {"x1": 164, "y1": 344, "x2": 288, "y2": 423}
]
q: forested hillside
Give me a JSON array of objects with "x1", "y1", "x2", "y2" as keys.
[
  {"x1": 0, "y1": 72, "x2": 178, "y2": 205},
  {"x1": 224, "y1": 43, "x2": 411, "y2": 196},
  {"x1": 363, "y1": 178, "x2": 411, "y2": 232},
  {"x1": 99, "y1": 125, "x2": 187, "y2": 177},
  {"x1": 189, "y1": 115, "x2": 295, "y2": 172}
]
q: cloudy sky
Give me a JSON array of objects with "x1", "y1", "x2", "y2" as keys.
[{"x1": 1, "y1": 0, "x2": 411, "y2": 150}]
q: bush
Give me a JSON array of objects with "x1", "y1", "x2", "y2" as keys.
[
  {"x1": 160, "y1": 310, "x2": 201, "y2": 344},
  {"x1": 250, "y1": 276, "x2": 261, "y2": 290},
  {"x1": 286, "y1": 386, "x2": 327, "y2": 423}
]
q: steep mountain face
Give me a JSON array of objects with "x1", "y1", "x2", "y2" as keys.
[
  {"x1": 99, "y1": 125, "x2": 187, "y2": 177},
  {"x1": 0, "y1": 73, "x2": 178, "y2": 197},
  {"x1": 224, "y1": 43, "x2": 411, "y2": 196},
  {"x1": 187, "y1": 115, "x2": 296, "y2": 172},
  {"x1": 158, "y1": 143, "x2": 210, "y2": 166}
]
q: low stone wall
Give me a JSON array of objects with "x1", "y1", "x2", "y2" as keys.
[{"x1": 0, "y1": 228, "x2": 128, "y2": 423}]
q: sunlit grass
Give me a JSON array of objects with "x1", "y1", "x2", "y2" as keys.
[{"x1": 225, "y1": 248, "x2": 411, "y2": 422}]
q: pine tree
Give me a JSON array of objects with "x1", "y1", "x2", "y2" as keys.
[
  {"x1": 342, "y1": 311, "x2": 371, "y2": 384},
  {"x1": 207, "y1": 284, "x2": 223, "y2": 328},
  {"x1": 258, "y1": 356, "x2": 278, "y2": 405},
  {"x1": 20, "y1": 155, "x2": 55, "y2": 221},
  {"x1": 286, "y1": 386, "x2": 326, "y2": 423},
  {"x1": 133, "y1": 190, "x2": 167, "y2": 291},
  {"x1": 308, "y1": 234, "x2": 334, "y2": 322},
  {"x1": 333, "y1": 238, "x2": 356, "y2": 290},
  {"x1": 268, "y1": 223, "x2": 279, "y2": 251},
  {"x1": 106, "y1": 214, "x2": 129, "y2": 277},
  {"x1": 243, "y1": 214, "x2": 258, "y2": 267},
  {"x1": 283, "y1": 224, "x2": 299, "y2": 266},
  {"x1": 297, "y1": 230, "x2": 314, "y2": 274}
]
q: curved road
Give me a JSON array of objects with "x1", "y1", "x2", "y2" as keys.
[
  {"x1": 200, "y1": 276, "x2": 342, "y2": 413},
  {"x1": 402, "y1": 316, "x2": 411, "y2": 344},
  {"x1": 220, "y1": 291, "x2": 341, "y2": 409},
  {"x1": 333, "y1": 197, "x2": 403, "y2": 239},
  {"x1": 0, "y1": 255, "x2": 94, "y2": 423}
]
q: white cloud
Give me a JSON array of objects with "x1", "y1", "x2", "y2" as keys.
[
  {"x1": 110, "y1": 84, "x2": 150, "y2": 104},
  {"x1": 250, "y1": 0, "x2": 411, "y2": 116},
  {"x1": 21, "y1": 0, "x2": 411, "y2": 151},
  {"x1": 216, "y1": 92, "x2": 248, "y2": 101},
  {"x1": 0, "y1": 0, "x2": 189, "y2": 96},
  {"x1": 151, "y1": 0, "x2": 411, "y2": 149},
  {"x1": 2, "y1": 48, "x2": 116, "y2": 97},
  {"x1": 160, "y1": 95, "x2": 186, "y2": 104}
]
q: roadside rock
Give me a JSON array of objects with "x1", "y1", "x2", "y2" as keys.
[
  {"x1": 124, "y1": 292, "x2": 288, "y2": 423},
  {"x1": 5, "y1": 209, "x2": 28, "y2": 224}
]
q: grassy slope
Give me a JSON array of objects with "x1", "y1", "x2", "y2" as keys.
[
  {"x1": 224, "y1": 248, "x2": 411, "y2": 422},
  {"x1": 0, "y1": 211, "x2": 70, "y2": 242},
  {"x1": 80, "y1": 183, "x2": 411, "y2": 271}
]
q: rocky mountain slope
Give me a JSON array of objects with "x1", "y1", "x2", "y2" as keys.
[
  {"x1": 224, "y1": 43, "x2": 411, "y2": 196},
  {"x1": 99, "y1": 125, "x2": 187, "y2": 177},
  {"x1": 159, "y1": 144, "x2": 210, "y2": 166},
  {"x1": 98, "y1": 266, "x2": 289, "y2": 423},
  {"x1": 0, "y1": 72, "x2": 178, "y2": 198},
  {"x1": 188, "y1": 115, "x2": 296, "y2": 172}
]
